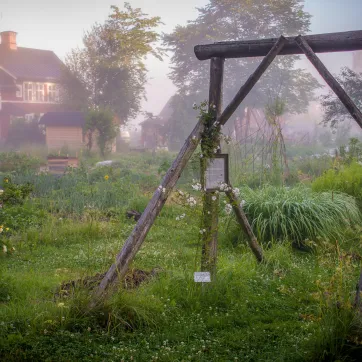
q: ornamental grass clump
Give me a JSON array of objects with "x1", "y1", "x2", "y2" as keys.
[{"x1": 239, "y1": 186, "x2": 361, "y2": 243}]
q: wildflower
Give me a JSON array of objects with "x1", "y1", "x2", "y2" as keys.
[
  {"x1": 0, "y1": 225, "x2": 3, "y2": 233},
  {"x1": 5, "y1": 228, "x2": 9, "y2": 231},
  {"x1": 2, "y1": 245, "x2": 7, "y2": 253},
  {"x1": 199, "y1": 229, "x2": 207, "y2": 234},
  {"x1": 240, "y1": 200, "x2": 246, "y2": 208},
  {"x1": 192, "y1": 135, "x2": 196, "y2": 140},
  {"x1": 4, "y1": 178, "x2": 9, "y2": 183},
  {"x1": 200, "y1": 154, "x2": 204, "y2": 158},
  {"x1": 176, "y1": 216, "x2": 180, "y2": 221},
  {"x1": 187, "y1": 196, "x2": 197, "y2": 207},
  {"x1": 224, "y1": 203, "x2": 233, "y2": 215},
  {"x1": 232, "y1": 187, "x2": 240, "y2": 197},
  {"x1": 104, "y1": 175, "x2": 109, "y2": 181},
  {"x1": 11, "y1": 247, "x2": 15, "y2": 252},
  {"x1": 192, "y1": 182, "x2": 202, "y2": 191},
  {"x1": 212, "y1": 196, "x2": 217, "y2": 201},
  {"x1": 0, "y1": 189, "x2": 3, "y2": 195},
  {"x1": 57, "y1": 302, "x2": 65, "y2": 308},
  {"x1": 87, "y1": 327, "x2": 91, "y2": 332}
]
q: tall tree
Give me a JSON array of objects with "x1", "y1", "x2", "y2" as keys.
[
  {"x1": 62, "y1": 3, "x2": 163, "y2": 124},
  {"x1": 321, "y1": 67, "x2": 362, "y2": 129},
  {"x1": 164, "y1": 0, "x2": 320, "y2": 141}
]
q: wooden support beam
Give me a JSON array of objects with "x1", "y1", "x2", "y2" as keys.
[
  {"x1": 226, "y1": 190, "x2": 263, "y2": 263},
  {"x1": 195, "y1": 30, "x2": 362, "y2": 60},
  {"x1": 201, "y1": 57, "x2": 224, "y2": 277},
  {"x1": 218, "y1": 35, "x2": 287, "y2": 127},
  {"x1": 295, "y1": 35, "x2": 362, "y2": 129},
  {"x1": 94, "y1": 121, "x2": 204, "y2": 297}
]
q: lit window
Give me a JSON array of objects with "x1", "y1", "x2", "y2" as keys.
[
  {"x1": 24, "y1": 83, "x2": 33, "y2": 101},
  {"x1": 48, "y1": 84, "x2": 57, "y2": 102},
  {"x1": 35, "y1": 84, "x2": 44, "y2": 102}
]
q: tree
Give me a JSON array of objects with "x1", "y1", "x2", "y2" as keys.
[
  {"x1": 164, "y1": 0, "x2": 320, "y2": 141},
  {"x1": 321, "y1": 67, "x2": 362, "y2": 129},
  {"x1": 62, "y1": 3, "x2": 163, "y2": 124},
  {"x1": 85, "y1": 107, "x2": 117, "y2": 157}
]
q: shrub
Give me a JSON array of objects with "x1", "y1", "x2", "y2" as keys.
[
  {"x1": 312, "y1": 162, "x2": 362, "y2": 202},
  {"x1": 0, "y1": 152, "x2": 41, "y2": 173},
  {"x1": 238, "y1": 185, "x2": 360, "y2": 243},
  {"x1": 0, "y1": 177, "x2": 33, "y2": 206}
]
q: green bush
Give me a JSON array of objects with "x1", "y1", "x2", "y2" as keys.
[
  {"x1": 0, "y1": 152, "x2": 41, "y2": 173},
  {"x1": 238, "y1": 185, "x2": 360, "y2": 243},
  {"x1": 312, "y1": 162, "x2": 362, "y2": 202},
  {"x1": 0, "y1": 177, "x2": 33, "y2": 206}
]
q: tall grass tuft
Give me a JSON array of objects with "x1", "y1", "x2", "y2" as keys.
[{"x1": 239, "y1": 186, "x2": 361, "y2": 243}]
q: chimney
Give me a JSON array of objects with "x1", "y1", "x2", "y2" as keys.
[{"x1": 0, "y1": 31, "x2": 17, "y2": 50}]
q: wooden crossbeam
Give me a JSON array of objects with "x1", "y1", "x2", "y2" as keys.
[
  {"x1": 94, "y1": 121, "x2": 204, "y2": 297},
  {"x1": 295, "y1": 35, "x2": 362, "y2": 129},
  {"x1": 226, "y1": 189, "x2": 263, "y2": 263},
  {"x1": 195, "y1": 30, "x2": 362, "y2": 60},
  {"x1": 217, "y1": 35, "x2": 287, "y2": 127}
]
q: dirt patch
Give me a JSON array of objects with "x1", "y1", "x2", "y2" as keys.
[{"x1": 56, "y1": 267, "x2": 161, "y2": 299}]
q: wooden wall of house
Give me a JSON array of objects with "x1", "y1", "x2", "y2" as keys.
[{"x1": 46, "y1": 126, "x2": 84, "y2": 150}]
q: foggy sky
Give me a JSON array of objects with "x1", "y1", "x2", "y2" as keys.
[{"x1": 1, "y1": 0, "x2": 361, "y2": 124}]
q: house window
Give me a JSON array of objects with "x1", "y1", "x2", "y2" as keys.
[
  {"x1": 35, "y1": 84, "x2": 44, "y2": 102},
  {"x1": 16, "y1": 84, "x2": 22, "y2": 98},
  {"x1": 24, "y1": 83, "x2": 33, "y2": 101},
  {"x1": 47, "y1": 84, "x2": 57, "y2": 102}
]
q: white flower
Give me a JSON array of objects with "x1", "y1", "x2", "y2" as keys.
[
  {"x1": 0, "y1": 189, "x2": 3, "y2": 195},
  {"x1": 162, "y1": 188, "x2": 166, "y2": 194},
  {"x1": 199, "y1": 228, "x2": 207, "y2": 234},
  {"x1": 224, "y1": 204, "x2": 233, "y2": 215},
  {"x1": 2, "y1": 244, "x2": 7, "y2": 253},
  {"x1": 232, "y1": 188, "x2": 240, "y2": 197},
  {"x1": 176, "y1": 216, "x2": 180, "y2": 221},
  {"x1": 187, "y1": 197, "x2": 197, "y2": 207},
  {"x1": 192, "y1": 135, "x2": 196, "y2": 140},
  {"x1": 212, "y1": 196, "x2": 217, "y2": 201},
  {"x1": 240, "y1": 200, "x2": 246, "y2": 208},
  {"x1": 200, "y1": 154, "x2": 203, "y2": 158},
  {"x1": 192, "y1": 182, "x2": 202, "y2": 191}
]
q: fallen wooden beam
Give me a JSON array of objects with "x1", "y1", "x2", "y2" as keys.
[
  {"x1": 295, "y1": 35, "x2": 362, "y2": 129},
  {"x1": 94, "y1": 121, "x2": 204, "y2": 297},
  {"x1": 226, "y1": 190, "x2": 264, "y2": 263},
  {"x1": 194, "y1": 30, "x2": 362, "y2": 60},
  {"x1": 217, "y1": 35, "x2": 287, "y2": 127}
]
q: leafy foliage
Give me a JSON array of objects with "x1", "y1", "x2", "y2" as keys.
[
  {"x1": 84, "y1": 107, "x2": 117, "y2": 157},
  {"x1": 0, "y1": 178, "x2": 33, "y2": 206},
  {"x1": 321, "y1": 67, "x2": 362, "y2": 128},
  {"x1": 62, "y1": 2, "x2": 163, "y2": 123},
  {"x1": 0, "y1": 152, "x2": 42, "y2": 173},
  {"x1": 239, "y1": 185, "x2": 360, "y2": 243},
  {"x1": 312, "y1": 162, "x2": 362, "y2": 202},
  {"x1": 164, "y1": 0, "x2": 320, "y2": 141}
]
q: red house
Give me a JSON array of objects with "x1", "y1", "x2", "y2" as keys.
[{"x1": 0, "y1": 31, "x2": 64, "y2": 142}]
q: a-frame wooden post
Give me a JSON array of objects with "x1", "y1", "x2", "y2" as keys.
[{"x1": 200, "y1": 57, "x2": 224, "y2": 277}]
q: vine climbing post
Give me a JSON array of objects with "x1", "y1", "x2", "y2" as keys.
[{"x1": 200, "y1": 57, "x2": 224, "y2": 278}]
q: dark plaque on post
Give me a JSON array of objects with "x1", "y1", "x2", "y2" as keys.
[{"x1": 205, "y1": 154, "x2": 229, "y2": 191}]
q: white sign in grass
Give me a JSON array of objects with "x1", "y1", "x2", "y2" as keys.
[{"x1": 194, "y1": 272, "x2": 211, "y2": 283}]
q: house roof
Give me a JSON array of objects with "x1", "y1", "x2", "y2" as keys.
[
  {"x1": 0, "y1": 44, "x2": 64, "y2": 81},
  {"x1": 0, "y1": 68, "x2": 17, "y2": 90},
  {"x1": 39, "y1": 112, "x2": 86, "y2": 127}
]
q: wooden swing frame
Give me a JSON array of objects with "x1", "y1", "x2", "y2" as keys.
[{"x1": 94, "y1": 30, "x2": 362, "y2": 298}]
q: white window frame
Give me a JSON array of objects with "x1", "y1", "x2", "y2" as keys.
[
  {"x1": 16, "y1": 84, "x2": 22, "y2": 98},
  {"x1": 24, "y1": 82, "x2": 33, "y2": 101}
]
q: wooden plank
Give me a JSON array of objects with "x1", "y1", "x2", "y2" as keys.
[
  {"x1": 201, "y1": 57, "x2": 224, "y2": 277},
  {"x1": 226, "y1": 190, "x2": 264, "y2": 263},
  {"x1": 94, "y1": 120, "x2": 205, "y2": 297},
  {"x1": 217, "y1": 36, "x2": 287, "y2": 127},
  {"x1": 295, "y1": 35, "x2": 362, "y2": 129},
  {"x1": 194, "y1": 30, "x2": 362, "y2": 60}
]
